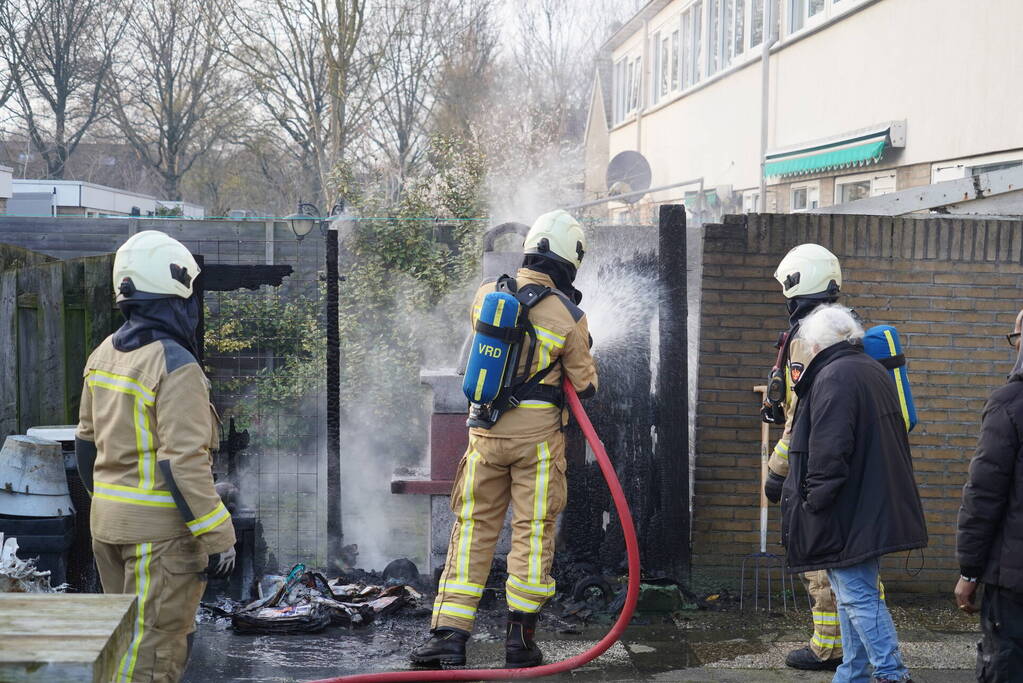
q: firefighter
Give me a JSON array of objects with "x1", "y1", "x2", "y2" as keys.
[
  {"x1": 75, "y1": 231, "x2": 236, "y2": 683},
  {"x1": 410, "y1": 210, "x2": 598, "y2": 668},
  {"x1": 761, "y1": 243, "x2": 846, "y2": 672}
]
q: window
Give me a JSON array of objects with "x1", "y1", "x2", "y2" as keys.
[
  {"x1": 838, "y1": 181, "x2": 870, "y2": 203},
  {"x1": 612, "y1": 54, "x2": 643, "y2": 124},
  {"x1": 743, "y1": 190, "x2": 760, "y2": 213},
  {"x1": 708, "y1": 0, "x2": 720, "y2": 74},
  {"x1": 790, "y1": 181, "x2": 820, "y2": 211},
  {"x1": 750, "y1": 0, "x2": 764, "y2": 47},
  {"x1": 680, "y1": 1, "x2": 702, "y2": 89},
  {"x1": 835, "y1": 171, "x2": 897, "y2": 204},
  {"x1": 629, "y1": 57, "x2": 642, "y2": 112},
  {"x1": 731, "y1": 0, "x2": 746, "y2": 60},
  {"x1": 971, "y1": 160, "x2": 1023, "y2": 175},
  {"x1": 659, "y1": 32, "x2": 671, "y2": 100},
  {"x1": 789, "y1": 0, "x2": 846, "y2": 34},
  {"x1": 670, "y1": 29, "x2": 680, "y2": 91}
]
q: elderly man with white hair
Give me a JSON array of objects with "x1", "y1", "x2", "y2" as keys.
[{"x1": 780, "y1": 305, "x2": 928, "y2": 683}]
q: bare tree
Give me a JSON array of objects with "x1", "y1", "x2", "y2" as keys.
[
  {"x1": 365, "y1": 0, "x2": 444, "y2": 199},
  {"x1": 226, "y1": 0, "x2": 329, "y2": 204},
  {"x1": 430, "y1": 0, "x2": 497, "y2": 142},
  {"x1": 227, "y1": 0, "x2": 386, "y2": 208},
  {"x1": 105, "y1": 0, "x2": 243, "y2": 200},
  {"x1": 0, "y1": 0, "x2": 127, "y2": 178}
]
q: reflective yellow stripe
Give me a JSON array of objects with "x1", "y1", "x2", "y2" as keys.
[
  {"x1": 518, "y1": 400, "x2": 557, "y2": 409},
  {"x1": 772, "y1": 441, "x2": 789, "y2": 462},
  {"x1": 493, "y1": 297, "x2": 506, "y2": 326},
  {"x1": 433, "y1": 602, "x2": 477, "y2": 620},
  {"x1": 811, "y1": 632, "x2": 842, "y2": 647},
  {"x1": 507, "y1": 575, "x2": 556, "y2": 597},
  {"x1": 94, "y1": 482, "x2": 175, "y2": 508},
  {"x1": 456, "y1": 451, "x2": 481, "y2": 583},
  {"x1": 187, "y1": 501, "x2": 230, "y2": 536},
  {"x1": 117, "y1": 542, "x2": 152, "y2": 682},
  {"x1": 812, "y1": 611, "x2": 840, "y2": 624},
  {"x1": 528, "y1": 441, "x2": 552, "y2": 584},
  {"x1": 441, "y1": 581, "x2": 484, "y2": 597},
  {"x1": 88, "y1": 371, "x2": 156, "y2": 489},
  {"x1": 883, "y1": 330, "x2": 911, "y2": 432},
  {"x1": 507, "y1": 592, "x2": 543, "y2": 613},
  {"x1": 88, "y1": 370, "x2": 155, "y2": 404},
  {"x1": 533, "y1": 325, "x2": 565, "y2": 348},
  {"x1": 878, "y1": 578, "x2": 886, "y2": 602},
  {"x1": 473, "y1": 368, "x2": 487, "y2": 402},
  {"x1": 134, "y1": 398, "x2": 155, "y2": 489}
]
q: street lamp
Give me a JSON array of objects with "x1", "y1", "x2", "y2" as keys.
[{"x1": 285, "y1": 201, "x2": 345, "y2": 240}]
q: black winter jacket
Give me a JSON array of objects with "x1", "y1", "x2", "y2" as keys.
[
  {"x1": 781, "y1": 342, "x2": 928, "y2": 573},
  {"x1": 957, "y1": 377, "x2": 1023, "y2": 591}
]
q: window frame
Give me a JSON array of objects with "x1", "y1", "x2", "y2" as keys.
[
  {"x1": 789, "y1": 180, "x2": 820, "y2": 212},
  {"x1": 834, "y1": 170, "x2": 897, "y2": 204}
]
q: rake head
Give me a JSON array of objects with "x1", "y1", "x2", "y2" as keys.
[{"x1": 739, "y1": 551, "x2": 804, "y2": 612}]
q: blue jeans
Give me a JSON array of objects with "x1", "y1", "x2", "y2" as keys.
[{"x1": 827, "y1": 559, "x2": 910, "y2": 683}]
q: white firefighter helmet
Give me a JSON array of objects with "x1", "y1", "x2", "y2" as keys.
[
  {"x1": 113, "y1": 230, "x2": 201, "y2": 301},
  {"x1": 774, "y1": 243, "x2": 842, "y2": 299},
  {"x1": 523, "y1": 209, "x2": 587, "y2": 270}
]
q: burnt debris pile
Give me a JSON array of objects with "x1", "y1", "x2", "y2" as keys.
[{"x1": 211, "y1": 561, "x2": 423, "y2": 635}]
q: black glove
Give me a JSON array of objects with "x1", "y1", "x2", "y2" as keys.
[
  {"x1": 761, "y1": 402, "x2": 785, "y2": 424},
  {"x1": 764, "y1": 471, "x2": 785, "y2": 504}
]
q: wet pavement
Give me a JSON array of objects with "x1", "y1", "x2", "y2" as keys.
[{"x1": 183, "y1": 595, "x2": 980, "y2": 682}]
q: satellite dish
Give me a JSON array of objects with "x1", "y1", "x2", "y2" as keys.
[{"x1": 605, "y1": 150, "x2": 652, "y2": 204}]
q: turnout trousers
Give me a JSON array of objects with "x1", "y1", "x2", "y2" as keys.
[
  {"x1": 93, "y1": 535, "x2": 208, "y2": 683},
  {"x1": 803, "y1": 569, "x2": 844, "y2": 661},
  {"x1": 432, "y1": 430, "x2": 567, "y2": 631},
  {"x1": 802, "y1": 569, "x2": 885, "y2": 662}
]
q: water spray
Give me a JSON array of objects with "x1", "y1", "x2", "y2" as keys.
[{"x1": 307, "y1": 380, "x2": 641, "y2": 683}]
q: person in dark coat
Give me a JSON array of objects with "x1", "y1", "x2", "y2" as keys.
[
  {"x1": 955, "y1": 307, "x2": 1023, "y2": 682},
  {"x1": 781, "y1": 305, "x2": 928, "y2": 683}
]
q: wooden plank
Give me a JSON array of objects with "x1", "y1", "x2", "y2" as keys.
[
  {"x1": 0, "y1": 271, "x2": 16, "y2": 437},
  {"x1": 63, "y1": 258, "x2": 87, "y2": 423},
  {"x1": 38, "y1": 263, "x2": 66, "y2": 424},
  {"x1": 84, "y1": 256, "x2": 115, "y2": 352},
  {"x1": 16, "y1": 265, "x2": 41, "y2": 433},
  {"x1": 0, "y1": 593, "x2": 136, "y2": 683}
]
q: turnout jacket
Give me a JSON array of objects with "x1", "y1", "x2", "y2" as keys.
[
  {"x1": 781, "y1": 342, "x2": 927, "y2": 572},
  {"x1": 76, "y1": 336, "x2": 235, "y2": 555},
  {"x1": 957, "y1": 376, "x2": 1023, "y2": 592},
  {"x1": 469, "y1": 268, "x2": 598, "y2": 440}
]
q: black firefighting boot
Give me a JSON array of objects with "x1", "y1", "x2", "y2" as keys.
[
  {"x1": 409, "y1": 627, "x2": 469, "y2": 667},
  {"x1": 785, "y1": 646, "x2": 842, "y2": 671},
  {"x1": 505, "y1": 611, "x2": 543, "y2": 668}
]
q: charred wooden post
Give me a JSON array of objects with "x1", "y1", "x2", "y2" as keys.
[
  {"x1": 325, "y1": 224, "x2": 343, "y2": 563},
  {"x1": 656, "y1": 204, "x2": 690, "y2": 583}
]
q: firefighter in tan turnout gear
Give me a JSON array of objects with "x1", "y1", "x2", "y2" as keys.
[
  {"x1": 761, "y1": 244, "x2": 847, "y2": 672},
  {"x1": 410, "y1": 210, "x2": 598, "y2": 669},
  {"x1": 75, "y1": 231, "x2": 236, "y2": 683}
]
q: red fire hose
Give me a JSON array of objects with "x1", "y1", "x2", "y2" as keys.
[{"x1": 309, "y1": 381, "x2": 641, "y2": 683}]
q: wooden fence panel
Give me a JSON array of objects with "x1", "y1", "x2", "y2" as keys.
[{"x1": 1, "y1": 253, "x2": 116, "y2": 435}]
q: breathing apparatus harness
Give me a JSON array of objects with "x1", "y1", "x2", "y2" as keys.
[{"x1": 466, "y1": 274, "x2": 564, "y2": 429}]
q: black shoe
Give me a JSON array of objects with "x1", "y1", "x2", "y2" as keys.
[
  {"x1": 409, "y1": 628, "x2": 469, "y2": 667},
  {"x1": 505, "y1": 611, "x2": 543, "y2": 668},
  {"x1": 785, "y1": 646, "x2": 842, "y2": 671}
]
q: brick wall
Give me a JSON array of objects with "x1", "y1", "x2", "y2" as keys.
[{"x1": 694, "y1": 213, "x2": 1023, "y2": 592}]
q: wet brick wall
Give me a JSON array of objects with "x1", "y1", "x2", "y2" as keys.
[{"x1": 694, "y1": 213, "x2": 1023, "y2": 593}]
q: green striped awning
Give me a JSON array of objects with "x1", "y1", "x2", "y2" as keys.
[{"x1": 765, "y1": 139, "x2": 886, "y2": 178}]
